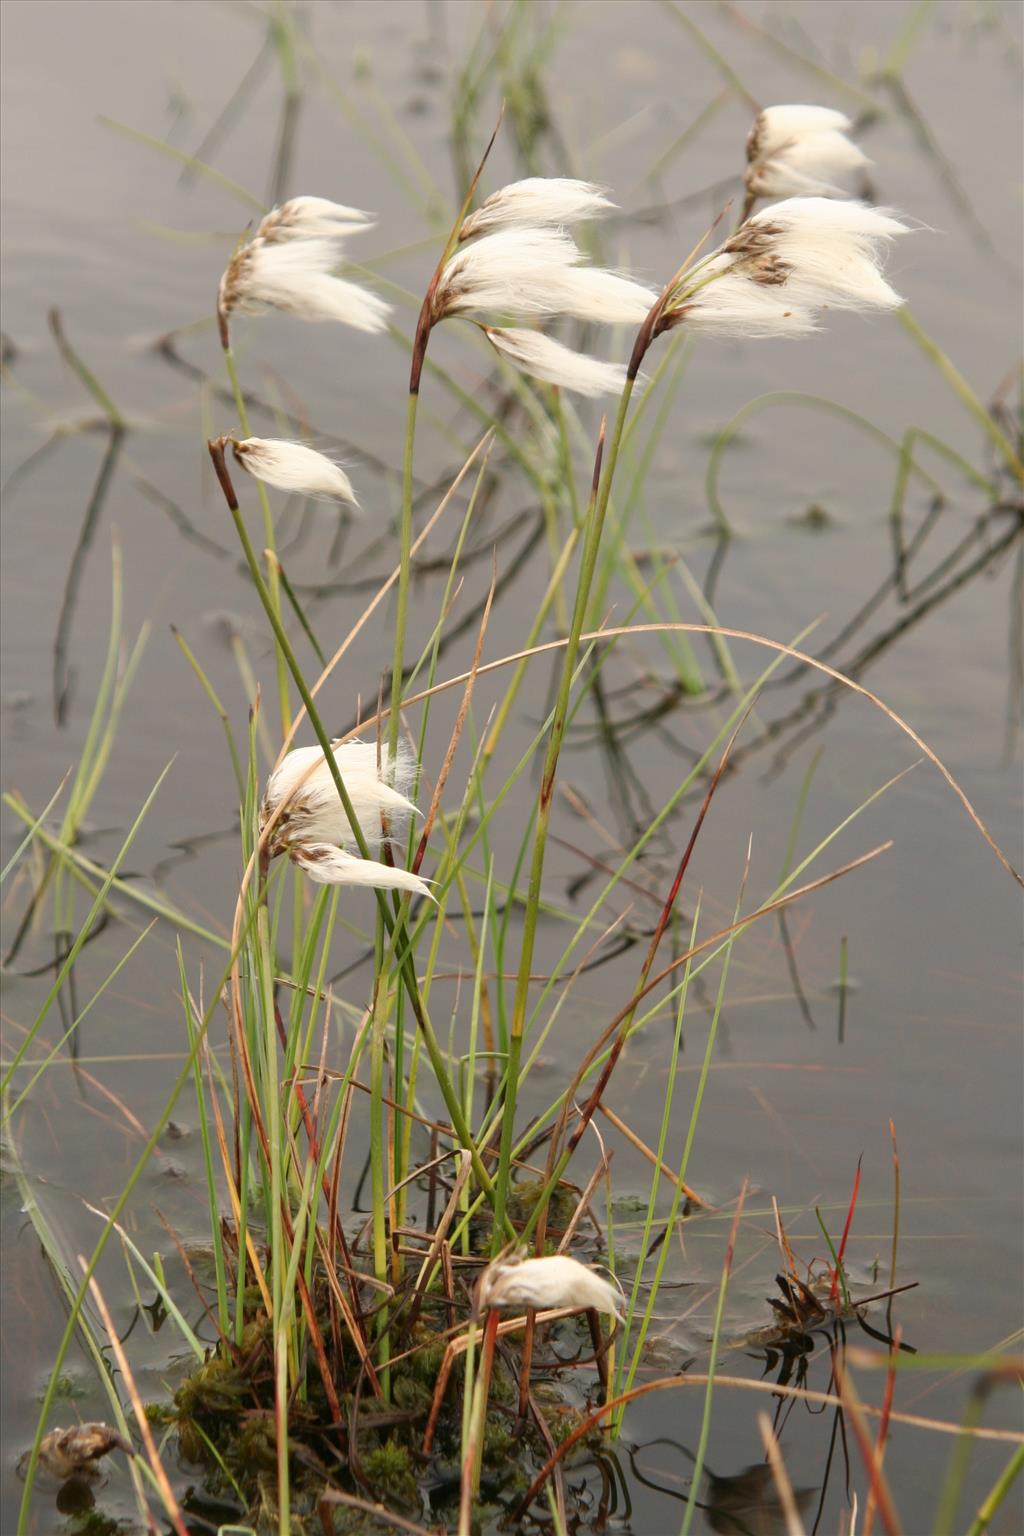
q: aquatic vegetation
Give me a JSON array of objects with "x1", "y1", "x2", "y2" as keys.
[{"x1": 3, "y1": 7, "x2": 1021, "y2": 1536}]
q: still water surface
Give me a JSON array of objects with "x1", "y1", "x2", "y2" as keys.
[{"x1": 2, "y1": 1, "x2": 1022, "y2": 1531}]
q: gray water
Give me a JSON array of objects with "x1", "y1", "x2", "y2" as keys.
[{"x1": 2, "y1": 2, "x2": 1022, "y2": 1532}]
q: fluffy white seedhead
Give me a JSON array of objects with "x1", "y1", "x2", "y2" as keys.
[
  {"x1": 261, "y1": 741, "x2": 419, "y2": 855},
  {"x1": 219, "y1": 237, "x2": 391, "y2": 333},
  {"x1": 673, "y1": 254, "x2": 818, "y2": 337},
  {"x1": 667, "y1": 197, "x2": 907, "y2": 339},
  {"x1": 748, "y1": 197, "x2": 907, "y2": 309},
  {"x1": 231, "y1": 437, "x2": 358, "y2": 504},
  {"x1": 289, "y1": 843, "x2": 433, "y2": 898},
  {"x1": 435, "y1": 227, "x2": 656, "y2": 326},
  {"x1": 477, "y1": 1254, "x2": 625, "y2": 1321},
  {"x1": 459, "y1": 178, "x2": 614, "y2": 240},
  {"x1": 257, "y1": 196, "x2": 374, "y2": 242},
  {"x1": 484, "y1": 327, "x2": 628, "y2": 397},
  {"x1": 747, "y1": 104, "x2": 869, "y2": 200}
]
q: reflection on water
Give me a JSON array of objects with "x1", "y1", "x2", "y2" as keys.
[{"x1": 2, "y1": 0, "x2": 1021, "y2": 1531}]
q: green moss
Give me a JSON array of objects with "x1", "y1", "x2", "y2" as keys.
[
  {"x1": 507, "y1": 1178, "x2": 576, "y2": 1229},
  {"x1": 362, "y1": 1440, "x2": 417, "y2": 1506},
  {"x1": 232, "y1": 1416, "x2": 279, "y2": 1475}
]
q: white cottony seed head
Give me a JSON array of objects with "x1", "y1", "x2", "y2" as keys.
[
  {"x1": 483, "y1": 327, "x2": 629, "y2": 397},
  {"x1": 289, "y1": 843, "x2": 433, "y2": 898},
  {"x1": 667, "y1": 197, "x2": 908, "y2": 339},
  {"x1": 435, "y1": 227, "x2": 656, "y2": 326},
  {"x1": 231, "y1": 438, "x2": 358, "y2": 504},
  {"x1": 219, "y1": 236, "x2": 391, "y2": 333},
  {"x1": 459, "y1": 178, "x2": 614, "y2": 240},
  {"x1": 261, "y1": 741, "x2": 419, "y2": 855},
  {"x1": 477, "y1": 1254, "x2": 625, "y2": 1321},
  {"x1": 257, "y1": 196, "x2": 374, "y2": 242},
  {"x1": 746, "y1": 104, "x2": 869, "y2": 200},
  {"x1": 747, "y1": 197, "x2": 906, "y2": 309}
]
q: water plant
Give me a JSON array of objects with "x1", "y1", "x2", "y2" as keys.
[{"x1": 4, "y1": 13, "x2": 1022, "y2": 1535}]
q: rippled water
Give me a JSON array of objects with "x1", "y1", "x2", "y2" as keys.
[{"x1": 2, "y1": 1, "x2": 1022, "y2": 1531}]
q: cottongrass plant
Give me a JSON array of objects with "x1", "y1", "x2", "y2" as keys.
[
  {"x1": 478, "y1": 1252, "x2": 625, "y2": 1321},
  {"x1": 650, "y1": 197, "x2": 907, "y2": 340},
  {"x1": 231, "y1": 436, "x2": 359, "y2": 503},
  {"x1": 14, "y1": 97, "x2": 1024, "y2": 1536},
  {"x1": 744, "y1": 103, "x2": 869, "y2": 211},
  {"x1": 215, "y1": 195, "x2": 390, "y2": 737},
  {"x1": 216, "y1": 196, "x2": 391, "y2": 342},
  {"x1": 260, "y1": 740, "x2": 432, "y2": 896}
]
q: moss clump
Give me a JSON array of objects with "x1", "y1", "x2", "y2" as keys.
[
  {"x1": 232, "y1": 1415, "x2": 279, "y2": 1475},
  {"x1": 392, "y1": 1372, "x2": 434, "y2": 1414},
  {"x1": 361, "y1": 1440, "x2": 417, "y2": 1507},
  {"x1": 481, "y1": 1420, "x2": 515, "y2": 1461},
  {"x1": 174, "y1": 1353, "x2": 245, "y2": 1418},
  {"x1": 507, "y1": 1178, "x2": 576, "y2": 1230}
]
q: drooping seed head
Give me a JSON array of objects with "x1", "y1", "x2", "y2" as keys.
[
  {"x1": 261, "y1": 741, "x2": 419, "y2": 856},
  {"x1": 663, "y1": 197, "x2": 908, "y2": 339},
  {"x1": 433, "y1": 227, "x2": 656, "y2": 326},
  {"x1": 477, "y1": 1253, "x2": 625, "y2": 1321},
  {"x1": 231, "y1": 437, "x2": 358, "y2": 504},
  {"x1": 482, "y1": 326, "x2": 629, "y2": 397},
  {"x1": 459, "y1": 177, "x2": 614, "y2": 240},
  {"x1": 746, "y1": 103, "x2": 869, "y2": 200},
  {"x1": 218, "y1": 235, "x2": 391, "y2": 333},
  {"x1": 256, "y1": 196, "x2": 375, "y2": 243},
  {"x1": 289, "y1": 842, "x2": 433, "y2": 897}
]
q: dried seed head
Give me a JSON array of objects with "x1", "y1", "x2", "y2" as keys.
[
  {"x1": 665, "y1": 197, "x2": 907, "y2": 338},
  {"x1": 746, "y1": 104, "x2": 869, "y2": 200},
  {"x1": 289, "y1": 842, "x2": 433, "y2": 897},
  {"x1": 218, "y1": 236, "x2": 391, "y2": 333},
  {"x1": 231, "y1": 437, "x2": 358, "y2": 504},
  {"x1": 483, "y1": 326, "x2": 629, "y2": 397},
  {"x1": 433, "y1": 227, "x2": 656, "y2": 326},
  {"x1": 261, "y1": 741, "x2": 419, "y2": 856},
  {"x1": 459, "y1": 177, "x2": 614, "y2": 240},
  {"x1": 257, "y1": 196, "x2": 374, "y2": 243},
  {"x1": 261, "y1": 742, "x2": 427, "y2": 896},
  {"x1": 477, "y1": 1254, "x2": 625, "y2": 1321}
]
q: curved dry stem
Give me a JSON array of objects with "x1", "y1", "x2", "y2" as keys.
[
  {"x1": 330, "y1": 621, "x2": 1020, "y2": 888},
  {"x1": 513, "y1": 1371, "x2": 1024, "y2": 1520}
]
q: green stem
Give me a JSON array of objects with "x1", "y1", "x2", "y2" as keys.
[
  {"x1": 222, "y1": 343, "x2": 291, "y2": 737},
  {"x1": 899, "y1": 308, "x2": 1023, "y2": 480},
  {"x1": 213, "y1": 444, "x2": 510, "y2": 1228},
  {"x1": 965, "y1": 1446, "x2": 1024, "y2": 1536},
  {"x1": 369, "y1": 976, "x2": 391, "y2": 1395},
  {"x1": 389, "y1": 390, "x2": 420, "y2": 753},
  {"x1": 491, "y1": 377, "x2": 637, "y2": 1250}
]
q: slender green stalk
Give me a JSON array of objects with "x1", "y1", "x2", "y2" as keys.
[
  {"x1": 492, "y1": 379, "x2": 636, "y2": 1249},
  {"x1": 1, "y1": 764, "x2": 173, "y2": 1101},
  {"x1": 965, "y1": 1446, "x2": 1024, "y2": 1536},
  {"x1": 369, "y1": 968, "x2": 392, "y2": 1391},
  {"x1": 679, "y1": 1185, "x2": 748, "y2": 1536},
  {"x1": 618, "y1": 904, "x2": 700, "y2": 1393},
  {"x1": 222, "y1": 345, "x2": 291, "y2": 738},
  {"x1": 6, "y1": 920, "x2": 156, "y2": 1125},
  {"x1": 178, "y1": 942, "x2": 231, "y2": 1341},
  {"x1": 172, "y1": 627, "x2": 245, "y2": 798},
  {"x1": 0, "y1": 796, "x2": 227, "y2": 948},
  {"x1": 17, "y1": 894, "x2": 263, "y2": 1533},
  {"x1": 388, "y1": 390, "x2": 420, "y2": 754},
  {"x1": 212, "y1": 443, "x2": 509, "y2": 1223},
  {"x1": 899, "y1": 309, "x2": 1023, "y2": 479}
]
